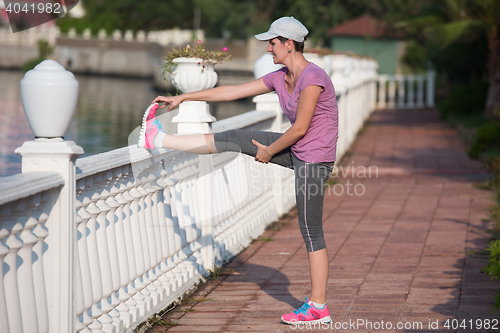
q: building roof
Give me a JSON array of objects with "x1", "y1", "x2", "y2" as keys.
[{"x1": 327, "y1": 15, "x2": 392, "y2": 38}]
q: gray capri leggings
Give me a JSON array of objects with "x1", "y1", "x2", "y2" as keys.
[{"x1": 214, "y1": 130, "x2": 334, "y2": 252}]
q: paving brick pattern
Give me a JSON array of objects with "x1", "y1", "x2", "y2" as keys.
[{"x1": 148, "y1": 109, "x2": 499, "y2": 333}]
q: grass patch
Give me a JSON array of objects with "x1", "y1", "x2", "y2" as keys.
[
  {"x1": 326, "y1": 177, "x2": 339, "y2": 186},
  {"x1": 260, "y1": 237, "x2": 274, "y2": 243}
]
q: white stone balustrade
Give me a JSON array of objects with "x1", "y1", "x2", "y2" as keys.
[
  {"x1": 0, "y1": 25, "x2": 203, "y2": 46},
  {"x1": 376, "y1": 72, "x2": 435, "y2": 110},
  {"x1": 0, "y1": 54, "x2": 436, "y2": 333},
  {"x1": 0, "y1": 24, "x2": 61, "y2": 45}
]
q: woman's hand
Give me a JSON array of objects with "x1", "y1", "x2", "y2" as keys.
[
  {"x1": 152, "y1": 95, "x2": 184, "y2": 111},
  {"x1": 252, "y1": 139, "x2": 273, "y2": 164}
]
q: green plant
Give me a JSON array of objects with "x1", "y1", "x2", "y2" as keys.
[
  {"x1": 482, "y1": 240, "x2": 500, "y2": 316},
  {"x1": 437, "y1": 80, "x2": 489, "y2": 120},
  {"x1": 304, "y1": 47, "x2": 332, "y2": 57},
  {"x1": 22, "y1": 39, "x2": 54, "y2": 72},
  {"x1": 260, "y1": 237, "x2": 274, "y2": 243},
  {"x1": 161, "y1": 40, "x2": 231, "y2": 78},
  {"x1": 469, "y1": 122, "x2": 500, "y2": 159}
]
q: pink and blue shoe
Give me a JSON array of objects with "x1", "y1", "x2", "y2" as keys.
[
  {"x1": 281, "y1": 297, "x2": 332, "y2": 325},
  {"x1": 137, "y1": 103, "x2": 166, "y2": 149}
]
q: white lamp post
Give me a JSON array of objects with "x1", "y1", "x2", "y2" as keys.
[{"x1": 20, "y1": 60, "x2": 79, "y2": 139}]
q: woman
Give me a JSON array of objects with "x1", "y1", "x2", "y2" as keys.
[{"x1": 138, "y1": 16, "x2": 338, "y2": 325}]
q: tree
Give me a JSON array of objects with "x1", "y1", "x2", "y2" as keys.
[
  {"x1": 398, "y1": 0, "x2": 500, "y2": 118},
  {"x1": 57, "y1": 0, "x2": 197, "y2": 34}
]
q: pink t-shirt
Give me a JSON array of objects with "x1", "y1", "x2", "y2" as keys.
[{"x1": 263, "y1": 62, "x2": 339, "y2": 163}]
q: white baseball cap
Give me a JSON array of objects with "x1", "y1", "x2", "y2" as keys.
[{"x1": 255, "y1": 16, "x2": 309, "y2": 43}]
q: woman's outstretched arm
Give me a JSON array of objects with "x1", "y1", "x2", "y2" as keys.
[{"x1": 153, "y1": 78, "x2": 272, "y2": 111}]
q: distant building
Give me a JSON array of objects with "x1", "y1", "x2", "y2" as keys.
[{"x1": 328, "y1": 15, "x2": 404, "y2": 74}]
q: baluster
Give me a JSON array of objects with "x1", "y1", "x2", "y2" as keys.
[
  {"x1": 174, "y1": 180, "x2": 190, "y2": 282},
  {"x1": 416, "y1": 75, "x2": 424, "y2": 107},
  {"x1": 426, "y1": 70, "x2": 435, "y2": 107},
  {"x1": 182, "y1": 176, "x2": 197, "y2": 278},
  {"x1": 75, "y1": 237, "x2": 89, "y2": 333},
  {"x1": 169, "y1": 186, "x2": 185, "y2": 287},
  {"x1": 407, "y1": 75, "x2": 415, "y2": 108},
  {"x1": 84, "y1": 176, "x2": 105, "y2": 333},
  {"x1": 0, "y1": 228, "x2": 10, "y2": 333},
  {"x1": 387, "y1": 75, "x2": 396, "y2": 108},
  {"x1": 104, "y1": 171, "x2": 124, "y2": 332},
  {"x1": 76, "y1": 183, "x2": 96, "y2": 332},
  {"x1": 155, "y1": 175, "x2": 174, "y2": 296},
  {"x1": 3, "y1": 217, "x2": 23, "y2": 332},
  {"x1": 147, "y1": 174, "x2": 168, "y2": 299},
  {"x1": 397, "y1": 75, "x2": 405, "y2": 108},
  {"x1": 377, "y1": 75, "x2": 387, "y2": 109},
  {"x1": 32, "y1": 203, "x2": 49, "y2": 333},
  {"x1": 141, "y1": 173, "x2": 162, "y2": 304},
  {"x1": 121, "y1": 178, "x2": 140, "y2": 321},
  {"x1": 93, "y1": 173, "x2": 116, "y2": 333},
  {"x1": 136, "y1": 174, "x2": 160, "y2": 307},
  {"x1": 161, "y1": 181, "x2": 180, "y2": 293},
  {"x1": 113, "y1": 174, "x2": 134, "y2": 327},
  {"x1": 129, "y1": 177, "x2": 152, "y2": 315},
  {"x1": 17, "y1": 203, "x2": 40, "y2": 333}
]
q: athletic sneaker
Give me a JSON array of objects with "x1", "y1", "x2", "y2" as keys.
[
  {"x1": 281, "y1": 297, "x2": 332, "y2": 325},
  {"x1": 137, "y1": 103, "x2": 166, "y2": 149}
]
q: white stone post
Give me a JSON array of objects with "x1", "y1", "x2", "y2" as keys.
[
  {"x1": 172, "y1": 95, "x2": 216, "y2": 273},
  {"x1": 15, "y1": 140, "x2": 83, "y2": 333},
  {"x1": 253, "y1": 93, "x2": 282, "y2": 132},
  {"x1": 172, "y1": 102, "x2": 216, "y2": 134},
  {"x1": 15, "y1": 60, "x2": 83, "y2": 333},
  {"x1": 252, "y1": 93, "x2": 287, "y2": 216}
]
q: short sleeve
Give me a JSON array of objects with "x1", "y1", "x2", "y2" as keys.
[
  {"x1": 262, "y1": 67, "x2": 287, "y2": 92},
  {"x1": 299, "y1": 66, "x2": 328, "y2": 93}
]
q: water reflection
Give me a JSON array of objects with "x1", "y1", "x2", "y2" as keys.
[{"x1": 0, "y1": 70, "x2": 254, "y2": 176}]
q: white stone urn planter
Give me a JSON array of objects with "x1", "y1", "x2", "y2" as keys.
[
  {"x1": 253, "y1": 53, "x2": 284, "y2": 79},
  {"x1": 169, "y1": 57, "x2": 218, "y2": 133},
  {"x1": 170, "y1": 57, "x2": 218, "y2": 93},
  {"x1": 20, "y1": 60, "x2": 79, "y2": 138}
]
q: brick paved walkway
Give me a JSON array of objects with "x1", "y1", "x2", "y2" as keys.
[{"x1": 148, "y1": 109, "x2": 499, "y2": 333}]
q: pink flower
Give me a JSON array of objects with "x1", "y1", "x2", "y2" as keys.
[
  {"x1": 196, "y1": 39, "x2": 202, "y2": 45},
  {"x1": 222, "y1": 47, "x2": 228, "y2": 52}
]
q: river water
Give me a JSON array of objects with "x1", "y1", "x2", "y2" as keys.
[{"x1": 0, "y1": 70, "x2": 254, "y2": 176}]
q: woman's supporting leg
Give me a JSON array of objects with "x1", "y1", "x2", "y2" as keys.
[
  {"x1": 292, "y1": 155, "x2": 334, "y2": 305},
  {"x1": 308, "y1": 248, "x2": 329, "y2": 304}
]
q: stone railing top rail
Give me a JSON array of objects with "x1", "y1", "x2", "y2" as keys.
[
  {"x1": 0, "y1": 171, "x2": 64, "y2": 205},
  {"x1": 74, "y1": 109, "x2": 275, "y2": 180}
]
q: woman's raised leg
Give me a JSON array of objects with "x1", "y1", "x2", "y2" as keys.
[{"x1": 161, "y1": 133, "x2": 215, "y2": 154}]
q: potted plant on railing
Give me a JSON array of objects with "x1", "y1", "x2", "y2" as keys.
[{"x1": 161, "y1": 40, "x2": 232, "y2": 93}]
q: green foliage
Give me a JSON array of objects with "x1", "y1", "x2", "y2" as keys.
[
  {"x1": 57, "y1": 0, "x2": 197, "y2": 34},
  {"x1": 22, "y1": 40, "x2": 54, "y2": 72},
  {"x1": 161, "y1": 42, "x2": 231, "y2": 77},
  {"x1": 193, "y1": 0, "x2": 424, "y2": 42},
  {"x1": 401, "y1": 40, "x2": 427, "y2": 74},
  {"x1": 482, "y1": 240, "x2": 500, "y2": 316},
  {"x1": 437, "y1": 80, "x2": 489, "y2": 120},
  {"x1": 469, "y1": 122, "x2": 500, "y2": 159}
]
